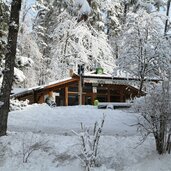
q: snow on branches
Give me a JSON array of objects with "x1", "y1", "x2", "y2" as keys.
[
  {"x1": 49, "y1": 12, "x2": 115, "y2": 80},
  {"x1": 75, "y1": 0, "x2": 91, "y2": 22},
  {"x1": 133, "y1": 81, "x2": 171, "y2": 154},
  {"x1": 73, "y1": 115, "x2": 105, "y2": 171},
  {"x1": 117, "y1": 10, "x2": 171, "y2": 92}
]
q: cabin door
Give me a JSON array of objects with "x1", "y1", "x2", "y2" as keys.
[{"x1": 84, "y1": 95, "x2": 93, "y2": 105}]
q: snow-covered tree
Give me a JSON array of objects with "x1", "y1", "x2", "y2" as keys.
[
  {"x1": 0, "y1": 0, "x2": 34, "y2": 88},
  {"x1": 17, "y1": 33, "x2": 42, "y2": 87},
  {"x1": 0, "y1": 0, "x2": 22, "y2": 136},
  {"x1": 49, "y1": 12, "x2": 115, "y2": 80},
  {"x1": 33, "y1": 0, "x2": 59, "y2": 85},
  {"x1": 117, "y1": 10, "x2": 170, "y2": 93},
  {"x1": 31, "y1": 0, "x2": 115, "y2": 82},
  {"x1": 133, "y1": 80, "x2": 171, "y2": 154},
  {"x1": 75, "y1": 0, "x2": 91, "y2": 22}
]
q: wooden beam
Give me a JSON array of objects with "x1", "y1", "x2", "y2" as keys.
[
  {"x1": 45, "y1": 78, "x2": 79, "y2": 89},
  {"x1": 79, "y1": 77, "x2": 83, "y2": 105},
  {"x1": 92, "y1": 93, "x2": 97, "y2": 105},
  {"x1": 107, "y1": 85, "x2": 110, "y2": 102},
  {"x1": 65, "y1": 86, "x2": 68, "y2": 106},
  {"x1": 68, "y1": 91, "x2": 79, "y2": 94},
  {"x1": 33, "y1": 90, "x2": 37, "y2": 103}
]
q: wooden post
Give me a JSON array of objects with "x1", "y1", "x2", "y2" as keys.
[
  {"x1": 79, "y1": 76, "x2": 82, "y2": 105},
  {"x1": 78, "y1": 64, "x2": 85, "y2": 105},
  {"x1": 65, "y1": 86, "x2": 68, "y2": 106},
  {"x1": 33, "y1": 90, "x2": 37, "y2": 103},
  {"x1": 120, "y1": 89, "x2": 124, "y2": 102},
  {"x1": 38, "y1": 94, "x2": 44, "y2": 104},
  {"x1": 107, "y1": 86, "x2": 110, "y2": 102}
]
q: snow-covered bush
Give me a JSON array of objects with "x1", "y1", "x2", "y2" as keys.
[
  {"x1": 15, "y1": 55, "x2": 34, "y2": 68},
  {"x1": 131, "y1": 96, "x2": 146, "y2": 113},
  {"x1": 73, "y1": 115, "x2": 105, "y2": 171},
  {"x1": 22, "y1": 133, "x2": 48, "y2": 163},
  {"x1": 132, "y1": 82, "x2": 171, "y2": 154},
  {"x1": 10, "y1": 98, "x2": 29, "y2": 111}
]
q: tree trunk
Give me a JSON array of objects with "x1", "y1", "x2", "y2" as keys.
[
  {"x1": 123, "y1": 3, "x2": 128, "y2": 24},
  {"x1": 138, "y1": 78, "x2": 144, "y2": 96},
  {"x1": 155, "y1": 138, "x2": 164, "y2": 155},
  {"x1": 164, "y1": 0, "x2": 171, "y2": 36},
  {"x1": 0, "y1": 0, "x2": 22, "y2": 136}
]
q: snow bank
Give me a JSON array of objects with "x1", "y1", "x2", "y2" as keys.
[{"x1": 8, "y1": 104, "x2": 138, "y2": 136}]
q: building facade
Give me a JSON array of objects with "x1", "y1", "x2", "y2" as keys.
[{"x1": 12, "y1": 70, "x2": 148, "y2": 106}]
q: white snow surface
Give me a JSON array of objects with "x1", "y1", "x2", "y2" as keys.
[
  {"x1": 76, "y1": 0, "x2": 91, "y2": 14},
  {"x1": 14, "y1": 67, "x2": 26, "y2": 83},
  {"x1": 8, "y1": 104, "x2": 137, "y2": 136},
  {"x1": 0, "y1": 105, "x2": 170, "y2": 171}
]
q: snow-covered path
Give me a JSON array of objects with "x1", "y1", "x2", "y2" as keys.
[{"x1": 8, "y1": 104, "x2": 138, "y2": 136}]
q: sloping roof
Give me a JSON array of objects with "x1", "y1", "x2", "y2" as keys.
[
  {"x1": 12, "y1": 77, "x2": 78, "y2": 97},
  {"x1": 83, "y1": 70, "x2": 161, "y2": 82}
]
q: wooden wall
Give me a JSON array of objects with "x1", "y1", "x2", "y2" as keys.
[{"x1": 14, "y1": 80, "x2": 140, "y2": 105}]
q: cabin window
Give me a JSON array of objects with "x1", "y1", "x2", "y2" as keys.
[
  {"x1": 83, "y1": 86, "x2": 92, "y2": 93},
  {"x1": 68, "y1": 95, "x2": 78, "y2": 106},
  {"x1": 68, "y1": 86, "x2": 78, "y2": 92}
]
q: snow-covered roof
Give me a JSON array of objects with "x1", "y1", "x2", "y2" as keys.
[
  {"x1": 83, "y1": 70, "x2": 112, "y2": 78},
  {"x1": 12, "y1": 77, "x2": 73, "y2": 97},
  {"x1": 83, "y1": 70, "x2": 161, "y2": 81},
  {"x1": 11, "y1": 88, "x2": 28, "y2": 94}
]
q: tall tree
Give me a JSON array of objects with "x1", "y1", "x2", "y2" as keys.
[
  {"x1": 0, "y1": 0, "x2": 22, "y2": 136},
  {"x1": 33, "y1": 0, "x2": 55, "y2": 85},
  {"x1": 117, "y1": 11, "x2": 170, "y2": 93}
]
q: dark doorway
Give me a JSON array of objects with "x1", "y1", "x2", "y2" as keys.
[
  {"x1": 85, "y1": 96, "x2": 92, "y2": 105},
  {"x1": 110, "y1": 96, "x2": 121, "y2": 102},
  {"x1": 96, "y1": 95, "x2": 107, "y2": 102}
]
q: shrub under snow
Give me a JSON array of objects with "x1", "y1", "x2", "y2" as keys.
[
  {"x1": 10, "y1": 98, "x2": 29, "y2": 111},
  {"x1": 132, "y1": 82, "x2": 171, "y2": 154}
]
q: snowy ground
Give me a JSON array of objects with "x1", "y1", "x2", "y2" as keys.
[
  {"x1": 0, "y1": 104, "x2": 171, "y2": 171},
  {"x1": 8, "y1": 104, "x2": 138, "y2": 136}
]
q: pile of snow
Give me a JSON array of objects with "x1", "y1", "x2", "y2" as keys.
[
  {"x1": 8, "y1": 104, "x2": 138, "y2": 136},
  {"x1": 16, "y1": 56, "x2": 34, "y2": 67},
  {"x1": 10, "y1": 98, "x2": 29, "y2": 111},
  {"x1": 14, "y1": 67, "x2": 26, "y2": 83},
  {"x1": 75, "y1": 0, "x2": 91, "y2": 14}
]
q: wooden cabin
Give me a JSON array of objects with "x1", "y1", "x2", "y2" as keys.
[{"x1": 12, "y1": 70, "x2": 151, "y2": 106}]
